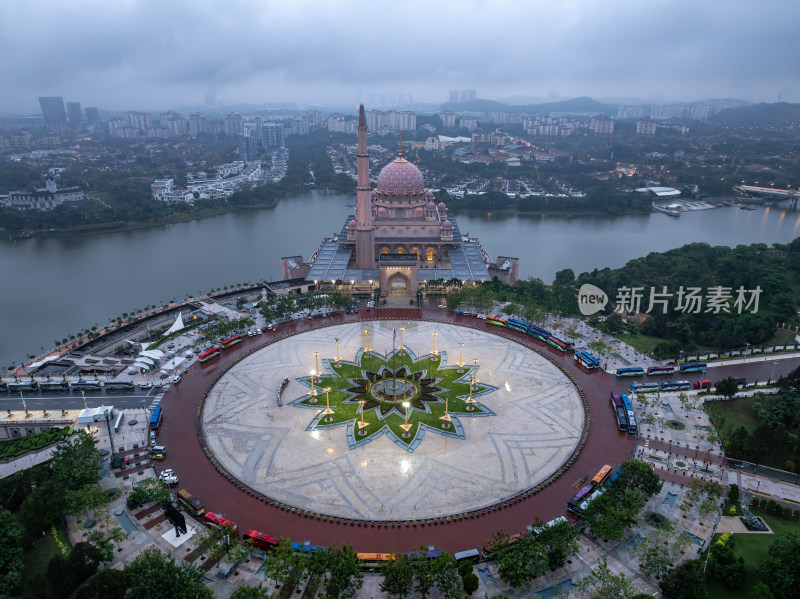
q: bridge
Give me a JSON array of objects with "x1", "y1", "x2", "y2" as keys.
[{"x1": 734, "y1": 184, "x2": 800, "y2": 199}]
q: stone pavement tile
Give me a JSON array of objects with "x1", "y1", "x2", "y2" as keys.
[{"x1": 720, "y1": 515, "x2": 774, "y2": 534}]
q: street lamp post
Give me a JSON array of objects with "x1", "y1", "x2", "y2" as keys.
[
  {"x1": 432, "y1": 331, "x2": 438, "y2": 357},
  {"x1": 364, "y1": 329, "x2": 370, "y2": 355},
  {"x1": 440, "y1": 394, "x2": 452, "y2": 428},
  {"x1": 399, "y1": 327, "x2": 405, "y2": 355},
  {"x1": 314, "y1": 352, "x2": 320, "y2": 384},
  {"x1": 457, "y1": 342, "x2": 464, "y2": 373},
  {"x1": 334, "y1": 337, "x2": 341, "y2": 366},
  {"x1": 358, "y1": 399, "x2": 368, "y2": 435},
  {"x1": 400, "y1": 401, "x2": 412, "y2": 438},
  {"x1": 309, "y1": 367, "x2": 318, "y2": 403},
  {"x1": 322, "y1": 387, "x2": 334, "y2": 422}
]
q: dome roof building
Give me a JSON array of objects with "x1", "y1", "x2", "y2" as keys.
[{"x1": 292, "y1": 104, "x2": 519, "y2": 297}]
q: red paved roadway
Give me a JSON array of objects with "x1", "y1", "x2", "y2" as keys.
[{"x1": 156, "y1": 308, "x2": 793, "y2": 553}]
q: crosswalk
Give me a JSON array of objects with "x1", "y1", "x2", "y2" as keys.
[{"x1": 148, "y1": 392, "x2": 166, "y2": 410}]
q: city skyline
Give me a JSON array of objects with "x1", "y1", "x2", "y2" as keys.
[{"x1": 1, "y1": 0, "x2": 798, "y2": 113}]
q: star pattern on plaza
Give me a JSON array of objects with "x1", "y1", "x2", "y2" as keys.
[{"x1": 288, "y1": 346, "x2": 497, "y2": 452}]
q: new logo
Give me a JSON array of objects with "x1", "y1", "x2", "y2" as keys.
[{"x1": 578, "y1": 284, "x2": 608, "y2": 316}]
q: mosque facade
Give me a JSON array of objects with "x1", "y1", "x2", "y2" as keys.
[{"x1": 282, "y1": 105, "x2": 518, "y2": 297}]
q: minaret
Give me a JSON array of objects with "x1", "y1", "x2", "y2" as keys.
[{"x1": 354, "y1": 104, "x2": 376, "y2": 269}]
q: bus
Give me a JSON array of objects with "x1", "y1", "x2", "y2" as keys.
[
  {"x1": 591, "y1": 465, "x2": 613, "y2": 486},
  {"x1": 7, "y1": 381, "x2": 39, "y2": 392},
  {"x1": 646, "y1": 365, "x2": 675, "y2": 376},
  {"x1": 621, "y1": 394, "x2": 633, "y2": 412},
  {"x1": 70, "y1": 380, "x2": 102, "y2": 392},
  {"x1": 615, "y1": 367, "x2": 644, "y2": 377},
  {"x1": 567, "y1": 484, "x2": 594, "y2": 512},
  {"x1": 486, "y1": 316, "x2": 507, "y2": 328},
  {"x1": 526, "y1": 325, "x2": 551, "y2": 342},
  {"x1": 39, "y1": 381, "x2": 69, "y2": 393},
  {"x1": 630, "y1": 382, "x2": 659, "y2": 393},
  {"x1": 105, "y1": 381, "x2": 135, "y2": 392},
  {"x1": 198, "y1": 346, "x2": 221, "y2": 363},
  {"x1": 679, "y1": 362, "x2": 707, "y2": 373},
  {"x1": 243, "y1": 529, "x2": 279, "y2": 550},
  {"x1": 506, "y1": 319, "x2": 529, "y2": 333},
  {"x1": 575, "y1": 351, "x2": 600, "y2": 369},
  {"x1": 177, "y1": 489, "x2": 205, "y2": 517},
  {"x1": 660, "y1": 380, "x2": 690, "y2": 391},
  {"x1": 576, "y1": 487, "x2": 606, "y2": 513},
  {"x1": 609, "y1": 392, "x2": 627, "y2": 432},
  {"x1": 149, "y1": 407, "x2": 162, "y2": 430},
  {"x1": 547, "y1": 336, "x2": 570, "y2": 352},
  {"x1": 530, "y1": 516, "x2": 569, "y2": 537},
  {"x1": 220, "y1": 335, "x2": 242, "y2": 349},
  {"x1": 453, "y1": 549, "x2": 480, "y2": 563},
  {"x1": 204, "y1": 512, "x2": 238, "y2": 532},
  {"x1": 626, "y1": 410, "x2": 638, "y2": 434},
  {"x1": 357, "y1": 553, "x2": 395, "y2": 569}
]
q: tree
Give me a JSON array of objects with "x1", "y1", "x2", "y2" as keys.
[
  {"x1": 495, "y1": 534, "x2": 547, "y2": 588},
  {"x1": 758, "y1": 532, "x2": 800, "y2": 598},
  {"x1": 750, "y1": 581, "x2": 776, "y2": 599},
  {"x1": 380, "y1": 553, "x2": 414, "y2": 597},
  {"x1": 584, "y1": 489, "x2": 646, "y2": 540},
  {"x1": 124, "y1": 546, "x2": 212, "y2": 599},
  {"x1": 710, "y1": 542, "x2": 745, "y2": 588},
  {"x1": 632, "y1": 519, "x2": 690, "y2": 579},
  {"x1": 535, "y1": 518, "x2": 580, "y2": 571},
  {"x1": 716, "y1": 377, "x2": 739, "y2": 399},
  {"x1": 0, "y1": 507, "x2": 24, "y2": 598},
  {"x1": 328, "y1": 545, "x2": 363, "y2": 596},
  {"x1": 659, "y1": 559, "x2": 707, "y2": 599},
  {"x1": 229, "y1": 584, "x2": 273, "y2": 599},
  {"x1": 410, "y1": 547, "x2": 435, "y2": 598},
  {"x1": 574, "y1": 557, "x2": 636, "y2": 598},
  {"x1": 462, "y1": 571, "x2": 479, "y2": 595},
  {"x1": 432, "y1": 552, "x2": 464, "y2": 599},
  {"x1": 263, "y1": 537, "x2": 300, "y2": 590},
  {"x1": 728, "y1": 483, "x2": 740, "y2": 504},
  {"x1": 75, "y1": 568, "x2": 130, "y2": 599}
]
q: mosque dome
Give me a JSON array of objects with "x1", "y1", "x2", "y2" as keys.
[
  {"x1": 425, "y1": 190, "x2": 435, "y2": 199},
  {"x1": 437, "y1": 202, "x2": 447, "y2": 209},
  {"x1": 425, "y1": 201, "x2": 436, "y2": 209},
  {"x1": 370, "y1": 190, "x2": 377, "y2": 199},
  {"x1": 441, "y1": 219, "x2": 453, "y2": 229},
  {"x1": 376, "y1": 157, "x2": 424, "y2": 195},
  {"x1": 347, "y1": 219, "x2": 357, "y2": 229}
]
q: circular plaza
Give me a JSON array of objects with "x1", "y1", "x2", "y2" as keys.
[{"x1": 201, "y1": 320, "x2": 586, "y2": 521}]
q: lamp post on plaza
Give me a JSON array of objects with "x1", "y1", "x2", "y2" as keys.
[
  {"x1": 364, "y1": 329, "x2": 371, "y2": 356},
  {"x1": 322, "y1": 387, "x2": 334, "y2": 422},
  {"x1": 432, "y1": 332, "x2": 438, "y2": 357},
  {"x1": 466, "y1": 360, "x2": 478, "y2": 411},
  {"x1": 457, "y1": 342, "x2": 464, "y2": 373},
  {"x1": 309, "y1": 367, "x2": 318, "y2": 403},
  {"x1": 358, "y1": 399, "x2": 368, "y2": 435},
  {"x1": 440, "y1": 394, "x2": 452, "y2": 429},
  {"x1": 399, "y1": 327, "x2": 405, "y2": 355},
  {"x1": 314, "y1": 352, "x2": 320, "y2": 384},
  {"x1": 334, "y1": 337, "x2": 341, "y2": 367},
  {"x1": 400, "y1": 401, "x2": 412, "y2": 438}
]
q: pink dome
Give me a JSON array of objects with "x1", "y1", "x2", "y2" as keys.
[
  {"x1": 424, "y1": 190, "x2": 434, "y2": 199},
  {"x1": 347, "y1": 219, "x2": 357, "y2": 229},
  {"x1": 437, "y1": 202, "x2": 446, "y2": 209},
  {"x1": 376, "y1": 157, "x2": 425, "y2": 195},
  {"x1": 426, "y1": 201, "x2": 436, "y2": 209},
  {"x1": 441, "y1": 220, "x2": 452, "y2": 229},
  {"x1": 370, "y1": 190, "x2": 377, "y2": 198}
]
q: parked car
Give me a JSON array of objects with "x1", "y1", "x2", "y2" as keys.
[{"x1": 256, "y1": 328, "x2": 263, "y2": 335}]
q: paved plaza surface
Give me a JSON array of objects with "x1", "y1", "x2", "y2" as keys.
[{"x1": 203, "y1": 320, "x2": 585, "y2": 520}]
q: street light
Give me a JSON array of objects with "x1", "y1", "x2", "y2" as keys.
[
  {"x1": 334, "y1": 337, "x2": 340, "y2": 366},
  {"x1": 399, "y1": 327, "x2": 405, "y2": 355},
  {"x1": 309, "y1": 367, "x2": 318, "y2": 402},
  {"x1": 400, "y1": 401, "x2": 412, "y2": 438},
  {"x1": 457, "y1": 342, "x2": 464, "y2": 373},
  {"x1": 358, "y1": 399, "x2": 368, "y2": 435},
  {"x1": 322, "y1": 387, "x2": 334, "y2": 422},
  {"x1": 432, "y1": 331, "x2": 438, "y2": 356},
  {"x1": 364, "y1": 329, "x2": 371, "y2": 355}
]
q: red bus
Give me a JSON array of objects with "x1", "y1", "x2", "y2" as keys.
[
  {"x1": 199, "y1": 346, "x2": 221, "y2": 363},
  {"x1": 221, "y1": 335, "x2": 242, "y2": 349},
  {"x1": 203, "y1": 512, "x2": 238, "y2": 532},
  {"x1": 243, "y1": 529, "x2": 279, "y2": 549}
]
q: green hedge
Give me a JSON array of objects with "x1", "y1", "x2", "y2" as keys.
[{"x1": 0, "y1": 428, "x2": 70, "y2": 461}]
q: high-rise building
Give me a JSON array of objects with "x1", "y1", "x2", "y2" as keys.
[
  {"x1": 66, "y1": 102, "x2": 83, "y2": 126},
  {"x1": 85, "y1": 107, "x2": 100, "y2": 123},
  {"x1": 38, "y1": 97, "x2": 67, "y2": 125},
  {"x1": 448, "y1": 90, "x2": 460, "y2": 103},
  {"x1": 188, "y1": 113, "x2": 207, "y2": 137},
  {"x1": 440, "y1": 111, "x2": 456, "y2": 128},
  {"x1": 261, "y1": 123, "x2": 285, "y2": 150},
  {"x1": 636, "y1": 118, "x2": 656, "y2": 138},
  {"x1": 460, "y1": 89, "x2": 477, "y2": 103},
  {"x1": 589, "y1": 115, "x2": 615, "y2": 138},
  {"x1": 224, "y1": 112, "x2": 244, "y2": 136}
]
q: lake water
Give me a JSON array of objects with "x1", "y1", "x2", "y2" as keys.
[{"x1": 2, "y1": 190, "x2": 798, "y2": 369}]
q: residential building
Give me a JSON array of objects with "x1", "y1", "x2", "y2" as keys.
[
  {"x1": 636, "y1": 118, "x2": 656, "y2": 138},
  {"x1": 38, "y1": 97, "x2": 67, "y2": 125},
  {"x1": 3, "y1": 178, "x2": 83, "y2": 211},
  {"x1": 589, "y1": 115, "x2": 614, "y2": 138}
]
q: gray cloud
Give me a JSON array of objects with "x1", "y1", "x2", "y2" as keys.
[{"x1": 2, "y1": 0, "x2": 798, "y2": 112}]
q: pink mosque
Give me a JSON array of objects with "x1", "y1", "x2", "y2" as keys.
[{"x1": 282, "y1": 105, "x2": 518, "y2": 297}]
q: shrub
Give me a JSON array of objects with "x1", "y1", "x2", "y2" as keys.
[{"x1": 462, "y1": 571, "x2": 479, "y2": 595}]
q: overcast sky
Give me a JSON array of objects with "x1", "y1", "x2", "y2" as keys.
[{"x1": 2, "y1": 0, "x2": 798, "y2": 113}]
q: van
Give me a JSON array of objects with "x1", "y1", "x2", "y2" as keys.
[
  {"x1": 151, "y1": 445, "x2": 166, "y2": 455},
  {"x1": 694, "y1": 379, "x2": 712, "y2": 389}
]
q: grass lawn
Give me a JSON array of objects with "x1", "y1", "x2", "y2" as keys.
[
  {"x1": 768, "y1": 328, "x2": 797, "y2": 346},
  {"x1": 705, "y1": 396, "x2": 760, "y2": 438},
  {"x1": 22, "y1": 523, "x2": 72, "y2": 588},
  {"x1": 705, "y1": 509, "x2": 800, "y2": 598},
  {"x1": 617, "y1": 333, "x2": 663, "y2": 357}
]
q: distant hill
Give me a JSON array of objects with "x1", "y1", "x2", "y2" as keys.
[
  {"x1": 440, "y1": 96, "x2": 615, "y2": 115},
  {"x1": 710, "y1": 102, "x2": 800, "y2": 127}
]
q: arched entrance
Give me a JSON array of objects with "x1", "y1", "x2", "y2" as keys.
[{"x1": 388, "y1": 273, "x2": 409, "y2": 296}]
